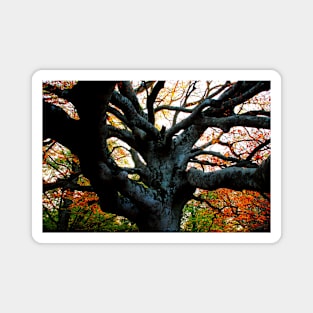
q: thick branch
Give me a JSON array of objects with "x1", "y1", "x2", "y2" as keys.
[
  {"x1": 118, "y1": 81, "x2": 142, "y2": 113},
  {"x1": 107, "y1": 105, "x2": 128, "y2": 124},
  {"x1": 187, "y1": 156, "x2": 270, "y2": 192},
  {"x1": 216, "y1": 81, "x2": 271, "y2": 112},
  {"x1": 69, "y1": 81, "x2": 116, "y2": 123},
  {"x1": 165, "y1": 98, "x2": 219, "y2": 139},
  {"x1": 147, "y1": 81, "x2": 165, "y2": 125},
  {"x1": 111, "y1": 91, "x2": 159, "y2": 139},
  {"x1": 114, "y1": 171, "x2": 160, "y2": 213},
  {"x1": 194, "y1": 115, "x2": 270, "y2": 132},
  {"x1": 43, "y1": 101, "x2": 81, "y2": 154},
  {"x1": 106, "y1": 125, "x2": 137, "y2": 148},
  {"x1": 217, "y1": 81, "x2": 261, "y2": 102}
]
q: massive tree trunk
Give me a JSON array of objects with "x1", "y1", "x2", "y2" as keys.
[
  {"x1": 132, "y1": 141, "x2": 196, "y2": 231},
  {"x1": 43, "y1": 80, "x2": 271, "y2": 232}
]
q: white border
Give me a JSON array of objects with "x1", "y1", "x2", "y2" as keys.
[{"x1": 32, "y1": 70, "x2": 281, "y2": 244}]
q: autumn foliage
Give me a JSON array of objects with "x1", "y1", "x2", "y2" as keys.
[
  {"x1": 181, "y1": 188, "x2": 270, "y2": 232},
  {"x1": 42, "y1": 79, "x2": 271, "y2": 232}
]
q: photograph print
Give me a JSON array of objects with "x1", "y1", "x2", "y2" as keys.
[{"x1": 33, "y1": 70, "x2": 281, "y2": 243}]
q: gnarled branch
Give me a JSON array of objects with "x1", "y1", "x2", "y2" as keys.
[{"x1": 187, "y1": 156, "x2": 270, "y2": 192}]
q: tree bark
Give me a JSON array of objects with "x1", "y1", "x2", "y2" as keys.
[
  {"x1": 43, "y1": 80, "x2": 271, "y2": 232},
  {"x1": 187, "y1": 156, "x2": 270, "y2": 193}
]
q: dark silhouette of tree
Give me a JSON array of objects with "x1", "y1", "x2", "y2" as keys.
[{"x1": 43, "y1": 80, "x2": 271, "y2": 231}]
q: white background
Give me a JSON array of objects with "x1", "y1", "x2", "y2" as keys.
[{"x1": 1, "y1": 1, "x2": 311, "y2": 312}]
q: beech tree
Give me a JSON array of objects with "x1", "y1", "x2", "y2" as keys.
[{"x1": 43, "y1": 80, "x2": 271, "y2": 232}]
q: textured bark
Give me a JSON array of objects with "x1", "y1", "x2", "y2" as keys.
[
  {"x1": 43, "y1": 80, "x2": 271, "y2": 232},
  {"x1": 187, "y1": 156, "x2": 270, "y2": 193}
]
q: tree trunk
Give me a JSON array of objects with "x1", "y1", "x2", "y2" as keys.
[
  {"x1": 134, "y1": 143, "x2": 195, "y2": 232},
  {"x1": 136, "y1": 187, "x2": 194, "y2": 232}
]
